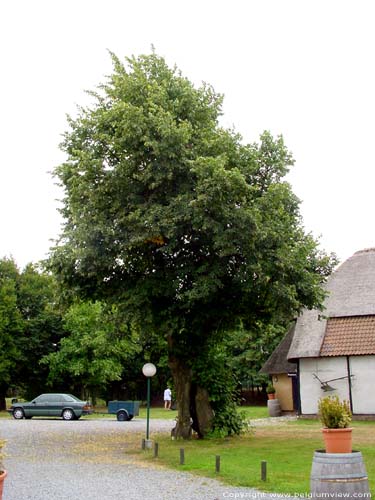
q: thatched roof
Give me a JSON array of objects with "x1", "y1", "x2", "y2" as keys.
[
  {"x1": 288, "y1": 248, "x2": 375, "y2": 360},
  {"x1": 260, "y1": 324, "x2": 297, "y2": 374}
]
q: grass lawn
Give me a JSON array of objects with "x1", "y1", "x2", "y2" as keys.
[
  {"x1": 126, "y1": 419, "x2": 375, "y2": 496},
  {"x1": 2, "y1": 403, "x2": 374, "y2": 495},
  {"x1": 87, "y1": 406, "x2": 179, "y2": 419},
  {"x1": 136, "y1": 406, "x2": 268, "y2": 420},
  {"x1": 85, "y1": 405, "x2": 269, "y2": 420}
]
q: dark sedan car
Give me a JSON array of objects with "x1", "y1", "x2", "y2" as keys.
[{"x1": 8, "y1": 393, "x2": 93, "y2": 420}]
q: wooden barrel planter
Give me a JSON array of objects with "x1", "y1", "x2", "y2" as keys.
[
  {"x1": 310, "y1": 450, "x2": 370, "y2": 499},
  {"x1": 267, "y1": 399, "x2": 281, "y2": 417}
]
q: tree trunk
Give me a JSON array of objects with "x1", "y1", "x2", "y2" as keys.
[
  {"x1": 168, "y1": 339, "x2": 214, "y2": 439},
  {"x1": 193, "y1": 386, "x2": 214, "y2": 437},
  {"x1": 169, "y1": 355, "x2": 193, "y2": 439}
]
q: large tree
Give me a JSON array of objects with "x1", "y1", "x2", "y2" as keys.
[{"x1": 50, "y1": 52, "x2": 335, "y2": 437}]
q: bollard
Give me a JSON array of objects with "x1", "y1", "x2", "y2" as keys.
[
  {"x1": 154, "y1": 442, "x2": 159, "y2": 458},
  {"x1": 261, "y1": 460, "x2": 267, "y2": 481},
  {"x1": 180, "y1": 448, "x2": 185, "y2": 465},
  {"x1": 141, "y1": 438, "x2": 145, "y2": 450},
  {"x1": 215, "y1": 455, "x2": 220, "y2": 473}
]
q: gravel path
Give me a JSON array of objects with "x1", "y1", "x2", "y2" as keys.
[{"x1": 1, "y1": 417, "x2": 292, "y2": 500}]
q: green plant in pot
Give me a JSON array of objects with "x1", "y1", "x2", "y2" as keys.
[
  {"x1": 266, "y1": 382, "x2": 276, "y2": 399},
  {"x1": 0, "y1": 439, "x2": 7, "y2": 499},
  {"x1": 318, "y1": 395, "x2": 352, "y2": 453}
]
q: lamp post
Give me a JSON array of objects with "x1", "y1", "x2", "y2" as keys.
[{"x1": 142, "y1": 362, "x2": 157, "y2": 448}]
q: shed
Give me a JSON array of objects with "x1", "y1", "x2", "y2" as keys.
[{"x1": 260, "y1": 325, "x2": 297, "y2": 411}]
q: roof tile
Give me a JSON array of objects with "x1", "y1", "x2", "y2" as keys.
[{"x1": 320, "y1": 315, "x2": 375, "y2": 356}]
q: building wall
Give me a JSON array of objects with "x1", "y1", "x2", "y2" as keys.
[
  {"x1": 272, "y1": 374, "x2": 294, "y2": 411},
  {"x1": 349, "y1": 355, "x2": 375, "y2": 413},
  {"x1": 299, "y1": 355, "x2": 375, "y2": 414},
  {"x1": 299, "y1": 357, "x2": 349, "y2": 414}
]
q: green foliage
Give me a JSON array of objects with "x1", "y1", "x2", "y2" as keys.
[
  {"x1": 16, "y1": 264, "x2": 64, "y2": 398},
  {"x1": 208, "y1": 405, "x2": 250, "y2": 438},
  {"x1": 226, "y1": 321, "x2": 291, "y2": 387},
  {"x1": 0, "y1": 259, "x2": 66, "y2": 401},
  {"x1": 0, "y1": 258, "x2": 23, "y2": 405},
  {"x1": 266, "y1": 382, "x2": 275, "y2": 394},
  {"x1": 49, "y1": 51, "x2": 336, "y2": 435},
  {"x1": 51, "y1": 52, "x2": 335, "y2": 327},
  {"x1": 192, "y1": 342, "x2": 248, "y2": 436},
  {"x1": 318, "y1": 395, "x2": 352, "y2": 428},
  {"x1": 41, "y1": 301, "x2": 141, "y2": 398}
]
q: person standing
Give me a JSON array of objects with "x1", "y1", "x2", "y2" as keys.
[{"x1": 164, "y1": 386, "x2": 172, "y2": 410}]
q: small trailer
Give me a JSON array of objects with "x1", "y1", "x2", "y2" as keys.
[{"x1": 108, "y1": 400, "x2": 140, "y2": 421}]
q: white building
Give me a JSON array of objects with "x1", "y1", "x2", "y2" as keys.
[{"x1": 265, "y1": 248, "x2": 375, "y2": 415}]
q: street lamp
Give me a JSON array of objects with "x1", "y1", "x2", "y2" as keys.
[{"x1": 142, "y1": 362, "x2": 157, "y2": 448}]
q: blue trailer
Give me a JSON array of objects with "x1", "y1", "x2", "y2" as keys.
[{"x1": 108, "y1": 401, "x2": 140, "y2": 421}]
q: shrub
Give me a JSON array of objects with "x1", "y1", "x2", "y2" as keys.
[
  {"x1": 209, "y1": 402, "x2": 250, "y2": 438},
  {"x1": 318, "y1": 395, "x2": 352, "y2": 429}
]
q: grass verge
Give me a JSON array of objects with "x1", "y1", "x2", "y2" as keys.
[{"x1": 125, "y1": 419, "x2": 375, "y2": 496}]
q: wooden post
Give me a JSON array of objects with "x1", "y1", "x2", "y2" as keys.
[
  {"x1": 141, "y1": 438, "x2": 145, "y2": 450},
  {"x1": 180, "y1": 448, "x2": 185, "y2": 465},
  {"x1": 154, "y1": 442, "x2": 159, "y2": 458},
  {"x1": 261, "y1": 460, "x2": 267, "y2": 481},
  {"x1": 215, "y1": 455, "x2": 220, "y2": 473}
]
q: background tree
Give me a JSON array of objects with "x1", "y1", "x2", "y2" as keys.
[
  {"x1": 0, "y1": 260, "x2": 65, "y2": 406},
  {"x1": 50, "y1": 52, "x2": 336, "y2": 437},
  {"x1": 41, "y1": 301, "x2": 141, "y2": 401},
  {"x1": 17, "y1": 264, "x2": 64, "y2": 399},
  {"x1": 0, "y1": 258, "x2": 23, "y2": 409},
  {"x1": 109, "y1": 324, "x2": 170, "y2": 402}
]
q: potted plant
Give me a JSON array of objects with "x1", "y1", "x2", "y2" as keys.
[
  {"x1": 318, "y1": 395, "x2": 352, "y2": 453},
  {"x1": 266, "y1": 382, "x2": 276, "y2": 400},
  {"x1": 0, "y1": 439, "x2": 7, "y2": 500}
]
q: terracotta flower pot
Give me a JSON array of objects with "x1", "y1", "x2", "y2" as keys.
[
  {"x1": 0, "y1": 470, "x2": 7, "y2": 500},
  {"x1": 322, "y1": 428, "x2": 353, "y2": 453},
  {"x1": 267, "y1": 393, "x2": 275, "y2": 400}
]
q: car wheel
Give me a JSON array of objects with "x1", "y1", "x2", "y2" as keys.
[
  {"x1": 117, "y1": 410, "x2": 129, "y2": 421},
  {"x1": 13, "y1": 408, "x2": 25, "y2": 419},
  {"x1": 128, "y1": 414, "x2": 134, "y2": 421},
  {"x1": 62, "y1": 409, "x2": 75, "y2": 420}
]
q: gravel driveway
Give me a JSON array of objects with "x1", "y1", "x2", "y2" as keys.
[{"x1": 1, "y1": 417, "x2": 289, "y2": 500}]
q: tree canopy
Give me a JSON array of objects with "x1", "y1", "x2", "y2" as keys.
[
  {"x1": 0, "y1": 259, "x2": 65, "y2": 408},
  {"x1": 50, "y1": 52, "x2": 336, "y2": 437},
  {"x1": 41, "y1": 301, "x2": 141, "y2": 401},
  {"x1": 0, "y1": 258, "x2": 22, "y2": 408}
]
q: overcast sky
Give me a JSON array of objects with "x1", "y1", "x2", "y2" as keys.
[{"x1": 1, "y1": 1, "x2": 375, "y2": 269}]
